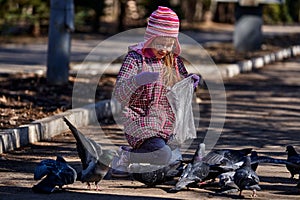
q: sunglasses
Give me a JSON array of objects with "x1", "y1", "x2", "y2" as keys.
[{"x1": 152, "y1": 37, "x2": 176, "y2": 51}]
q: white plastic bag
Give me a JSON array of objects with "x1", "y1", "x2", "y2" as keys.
[{"x1": 166, "y1": 76, "x2": 197, "y2": 144}]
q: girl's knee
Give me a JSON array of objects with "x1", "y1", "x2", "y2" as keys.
[{"x1": 154, "y1": 145, "x2": 172, "y2": 165}]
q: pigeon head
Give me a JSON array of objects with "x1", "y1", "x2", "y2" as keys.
[
  {"x1": 56, "y1": 155, "x2": 67, "y2": 163},
  {"x1": 240, "y1": 148, "x2": 253, "y2": 155},
  {"x1": 250, "y1": 151, "x2": 258, "y2": 158},
  {"x1": 241, "y1": 156, "x2": 252, "y2": 169},
  {"x1": 286, "y1": 145, "x2": 298, "y2": 157}
]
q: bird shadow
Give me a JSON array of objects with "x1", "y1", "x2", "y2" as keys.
[
  {"x1": 0, "y1": 185, "x2": 178, "y2": 200},
  {"x1": 273, "y1": 190, "x2": 300, "y2": 196},
  {"x1": 209, "y1": 192, "x2": 254, "y2": 199},
  {"x1": 259, "y1": 175, "x2": 297, "y2": 184}
]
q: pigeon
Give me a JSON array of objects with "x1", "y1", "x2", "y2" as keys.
[
  {"x1": 218, "y1": 171, "x2": 239, "y2": 193},
  {"x1": 217, "y1": 151, "x2": 298, "y2": 194},
  {"x1": 190, "y1": 143, "x2": 206, "y2": 163},
  {"x1": 129, "y1": 160, "x2": 184, "y2": 187},
  {"x1": 32, "y1": 155, "x2": 77, "y2": 193},
  {"x1": 202, "y1": 147, "x2": 253, "y2": 166},
  {"x1": 63, "y1": 117, "x2": 116, "y2": 190},
  {"x1": 250, "y1": 151, "x2": 259, "y2": 171},
  {"x1": 218, "y1": 150, "x2": 300, "y2": 194},
  {"x1": 169, "y1": 143, "x2": 210, "y2": 192},
  {"x1": 170, "y1": 161, "x2": 210, "y2": 192},
  {"x1": 200, "y1": 147, "x2": 253, "y2": 182},
  {"x1": 250, "y1": 150, "x2": 300, "y2": 172},
  {"x1": 233, "y1": 156, "x2": 261, "y2": 197},
  {"x1": 286, "y1": 145, "x2": 300, "y2": 179}
]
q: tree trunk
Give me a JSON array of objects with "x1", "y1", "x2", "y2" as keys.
[
  {"x1": 213, "y1": 2, "x2": 235, "y2": 23},
  {"x1": 30, "y1": 6, "x2": 41, "y2": 37},
  {"x1": 118, "y1": 0, "x2": 126, "y2": 32}
]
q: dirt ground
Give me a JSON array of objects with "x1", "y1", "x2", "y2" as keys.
[
  {"x1": 1, "y1": 57, "x2": 300, "y2": 199},
  {"x1": 0, "y1": 73, "x2": 116, "y2": 129}
]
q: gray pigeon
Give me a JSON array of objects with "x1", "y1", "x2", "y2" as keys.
[
  {"x1": 63, "y1": 117, "x2": 116, "y2": 190},
  {"x1": 250, "y1": 150, "x2": 300, "y2": 172},
  {"x1": 286, "y1": 145, "x2": 300, "y2": 179},
  {"x1": 32, "y1": 155, "x2": 77, "y2": 193},
  {"x1": 233, "y1": 156, "x2": 261, "y2": 197},
  {"x1": 215, "y1": 151, "x2": 259, "y2": 193},
  {"x1": 218, "y1": 151, "x2": 266, "y2": 194},
  {"x1": 218, "y1": 151, "x2": 300, "y2": 195},
  {"x1": 250, "y1": 151, "x2": 259, "y2": 171},
  {"x1": 169, "y1": 143, "x2": 210, "y2": 192},
  {"x1": 191, "y1": 143, "x2": 206, "y2": 163},
  {"x1": 202, "y1": 147, "x2": 253, "y2": 166},
  {"x1": 170, "y1": 161, "x2": 210, "y2": 192},
  {"x1": 201, "y1": 147, "x2": 253, "y2": 182},
  {"x1": 129, "y1": 160, "x2": 183, "y2": 187},
  {"x1": 218, "y1": 171, "x2": 238, "y2": 193}
]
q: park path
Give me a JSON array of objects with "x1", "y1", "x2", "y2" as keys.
[
  {"x1": 0, "y1": 57, "x2": 300, "y2": 199},
  {"x1": 1, "y1": 23, "x2": 299, "y2": 74}
]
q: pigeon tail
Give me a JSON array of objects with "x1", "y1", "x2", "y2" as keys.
[
  {"x1": 63, "y1": 117, "x2": 114, "y2": 189},
  {"x1": 63, "y1": 117, "x2": 102, "y2": 166},
  {"x1": 192, "y1": 143, "x2": 206, "y2": 163},
  {"x1": 63, "y1": 117, "x2": 81, "y2": 141}
]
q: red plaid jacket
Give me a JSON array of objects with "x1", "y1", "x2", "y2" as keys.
[{"x1": 113, "y1": 51, "x2": 188, "y2": 148}]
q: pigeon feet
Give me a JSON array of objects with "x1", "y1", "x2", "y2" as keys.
[
  {"x1": 250, "y1": 190, "x2": 257, "y2": 198},
  {"x1": 86, "y1": 183, "x2": 91, "y2": 190},
  {"x1": 95, "y1": 185, "x2": 102, "y2": 191}
]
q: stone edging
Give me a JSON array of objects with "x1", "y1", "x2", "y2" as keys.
[
  {"x1": 221, "y1": 45, "x2": 300, "y2": 78},
  {"x1": 0, "y1": 99, "x2": 121, "y2": 154},
  {"x1": 0, "y1": 45, "x2": 299, "y2": 154}
]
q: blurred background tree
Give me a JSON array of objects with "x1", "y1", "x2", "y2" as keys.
[
  {"x1": 74, "y1": 0, "x2": 104, "y2": 33},
  {"x1": 0, "y1": 0, "x2": 50, "y2": 36},
  {"x1": 0, "y1": 0, "x2": 299, "y2": 36}
]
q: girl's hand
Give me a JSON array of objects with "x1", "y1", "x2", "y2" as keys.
[{"x1": 189, "y1": 74, "x2": 201, "y2": 88}]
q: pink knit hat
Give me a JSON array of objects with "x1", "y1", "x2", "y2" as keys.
[{"x1": 143, "y1": 6, "x2": 181, "y2": 55}]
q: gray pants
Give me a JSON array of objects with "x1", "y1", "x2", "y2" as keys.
[{"x1": 129, "y1": 137, "x2": 181, "y2": 165}]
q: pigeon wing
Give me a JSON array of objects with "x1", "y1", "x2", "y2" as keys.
[
  {"x1": 34, "y1": 159, "x2": 56, "y2": 180},
  {"x1": 33, "y1": 156, "x2": 77, "y2": 193},
  {"x1": 202, "y1": 151, "x2": 229, "y2": 165},
  {"x1": 222, "y1": 148, "x2": 252, "y2": 163},
  {"x1": 54, "y1": 156, "x2": 77, "y2": 185},
  {"x1": 171, "y1": 161, "x2": 209, "y2": 192},
  {"x1": 202, "y1": 148, "x2": 252, "y2": 166}
]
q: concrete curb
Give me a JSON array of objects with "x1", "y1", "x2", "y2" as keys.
[
  {"x1": 0, "y1": 45, "x2": 300, "y2": 154},
  {"x1": 219, "y1": 45, "x2": 300, "y2": 78},
  {"x1": 0, "y1": 99, "x2": 121, "y2": 154}
]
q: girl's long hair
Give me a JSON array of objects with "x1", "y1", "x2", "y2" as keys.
[{"x1": 162, "y1": 52, "x2": 182, "y2": 87}]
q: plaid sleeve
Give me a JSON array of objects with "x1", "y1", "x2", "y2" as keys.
[
  {"x1": 177, "y1": 56, "x2": 188, "y2": 77},
  {"x1": 113, "y1": 52, "x2": 142, "y2": 105}
]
